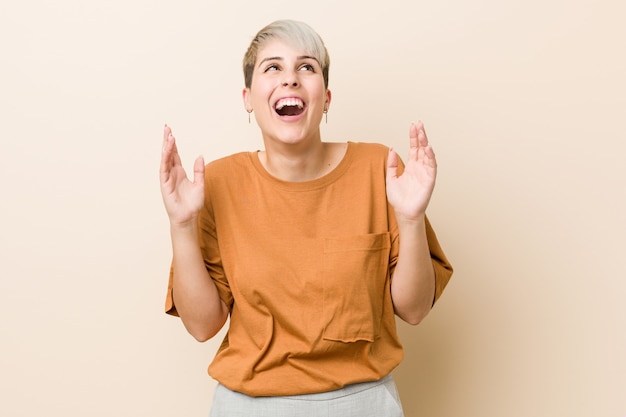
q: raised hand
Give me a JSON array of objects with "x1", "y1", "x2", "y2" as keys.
[
  {"x1": 159, "y1": 125, "x2": 205, "y2": 227},
  {"x1": 386, "y1": 121, "x2": 437, "y2": 222}
]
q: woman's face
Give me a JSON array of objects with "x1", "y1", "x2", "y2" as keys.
[{"x1": 243, "y1": 38, "x2": 331, "y2": 147}]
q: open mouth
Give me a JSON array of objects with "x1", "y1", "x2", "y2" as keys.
[{"x1": 275, "y1": 97, "x2": 305, "y2": 116}]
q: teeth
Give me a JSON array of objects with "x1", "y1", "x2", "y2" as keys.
[{"x1": 275, "y1": 98, "x2": 304, "y2": 110}]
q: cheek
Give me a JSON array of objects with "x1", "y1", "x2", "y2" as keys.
[
  {"x1": 249, "y1": 83, "x2": 274, "y2": 106},
  {"x1": 304, "y1": 79, "x2": 327, "y2": 98}
]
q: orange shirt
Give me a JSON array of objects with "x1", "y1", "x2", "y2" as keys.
[{"x1": 165, "y1": 142, "x2": 453, "y2": 396}]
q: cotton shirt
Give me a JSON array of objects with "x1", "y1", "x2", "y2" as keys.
[{"x1": 165, "y1": 141, "x2": 453, "y2": 396}]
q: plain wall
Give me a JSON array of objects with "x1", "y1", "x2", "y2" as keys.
[{"x1": 1, "y1": 0, "x2": 624, "y2": 416}]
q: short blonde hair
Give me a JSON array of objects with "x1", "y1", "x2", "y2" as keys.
[{"x1": 243, "y1": 20, "x2": 330, "y2": 89}]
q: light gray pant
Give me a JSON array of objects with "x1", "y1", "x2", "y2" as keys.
[{"x1": 209, "y1": 375, "x2": 405, "y2": 417}]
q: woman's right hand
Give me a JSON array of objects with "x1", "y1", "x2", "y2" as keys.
[{"x1": 159, "y1": 125, "x2": 205, "y2": 227}]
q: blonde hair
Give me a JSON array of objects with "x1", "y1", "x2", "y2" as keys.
[{"x1": 243, "y1": 20, "x2": 330, "y2": 89}]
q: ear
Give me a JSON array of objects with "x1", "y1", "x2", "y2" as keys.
[
  {"x1": 325, "y1": 89, "x2": 332, "y2": 111},
  {"x1": 242, "y1": 88, "x2": 252, "y2": 111}
]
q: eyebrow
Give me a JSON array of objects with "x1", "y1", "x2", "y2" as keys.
[{"x1": 257, "y1": 55, "x2": 321, "y2": 69}]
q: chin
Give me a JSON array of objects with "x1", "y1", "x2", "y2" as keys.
[{"x1": 266, "y1": 125, "x2": 316, "y2": 145}]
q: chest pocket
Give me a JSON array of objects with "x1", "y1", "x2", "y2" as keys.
[{"x1": 322, "y1": 232, "x2": 391, "y2": 343}]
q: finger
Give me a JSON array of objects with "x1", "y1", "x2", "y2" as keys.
[
  {"x1": 417, "y1": 121, "x2": 429, "y2": 148},
  {"x1": 416, "y1": 121, "x2": 436, "y2": 166},
  {"x1": 409, "y1": 123, "x2": 420, "y2": 161},
  {"x1": 409, "y1": 123, "x2": 419, "y2": 147},
  {"x1": 171, "y1": 137, "x2": 184, "y2": 168},
  {"x1": 386, "y1": 148, "x2": 399, "y2": 179},
  {"x1": 160, "y1": 130, "x2": 175, "y2": 177},
  {"x1": 423, "y1": 145, "x2": 437, "y2": 169},
  {"x1": 417, "y1": 143, "x2": 437, "y2": 173},
  {"x1": 162, "y1": 124, "x2": 172, "y2": 152},
  {"x1": 193, "y1": 155, "x2": 205, "y2": 186}
]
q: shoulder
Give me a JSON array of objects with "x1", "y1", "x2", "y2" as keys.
[
  {"x1": 349, "y1": 141, "x2": 389, "y2": 154},
  {"x1": 204, "y1": 151, "x2": 255, "y2": 179},
  {"x1": 346, "y1": 141, "x2": 390, "y2": 168}
]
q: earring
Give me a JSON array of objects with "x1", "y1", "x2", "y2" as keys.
[
  {"x1": 323, "y1": 109, "x2": 328, "y2": 124},
  {"x1": 247, "y1": 109, "x2": 252, "y2": 124}
]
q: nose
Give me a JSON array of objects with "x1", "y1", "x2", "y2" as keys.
[{"x1": 281, "y1": 71, "x2": 299, "y2": 87}]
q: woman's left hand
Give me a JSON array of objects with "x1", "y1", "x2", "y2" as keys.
[{"x1": 386, "y1": 121, "x2": 437, "y2": 222}]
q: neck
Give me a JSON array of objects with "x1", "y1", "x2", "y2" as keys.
[{"x1": 259, "y1": 139, "x2": 329, "y2": 182}]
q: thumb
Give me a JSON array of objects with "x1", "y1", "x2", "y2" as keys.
[
  {"x1": 386, "y1": 148, "x2": 399, "y2": 180},
  {"x1": 193, "y1": 156, "x2": 205, "y2": 186}
]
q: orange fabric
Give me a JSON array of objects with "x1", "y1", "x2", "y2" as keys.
[{"x1": 165, "y1": 142, "x2": 453, "y2": 396}]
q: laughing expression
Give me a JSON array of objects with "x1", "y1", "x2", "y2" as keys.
[{"x1": 243, "y1": 39, "x2": 331, "y2": 147}]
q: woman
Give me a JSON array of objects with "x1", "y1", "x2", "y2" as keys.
[{"x1": 160, "y1": 19, "x2": 453, "y2": 417}]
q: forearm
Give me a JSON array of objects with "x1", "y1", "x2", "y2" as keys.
[
  {"x1": 390, "y1": 215, "x2": 436, "y2": 325},
  {"x1": 170, "y1": 222, "x2": 229, "y2": 342}
]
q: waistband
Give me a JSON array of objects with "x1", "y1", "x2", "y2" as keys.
[{"x1": 275, "y1": 374, "x2": 394, "y2": 401}]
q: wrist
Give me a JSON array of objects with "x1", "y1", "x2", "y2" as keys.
[
  {"x1": 395, "y1": 212, "x2": 426, "y2": 229},
  {"x1": 169, "y1": 218, "x2": 198, "y2": 235}
]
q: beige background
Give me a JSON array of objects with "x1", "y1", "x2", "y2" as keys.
[{"x1": 1, "y1": 0, "x2": 624, "y2": 416}]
